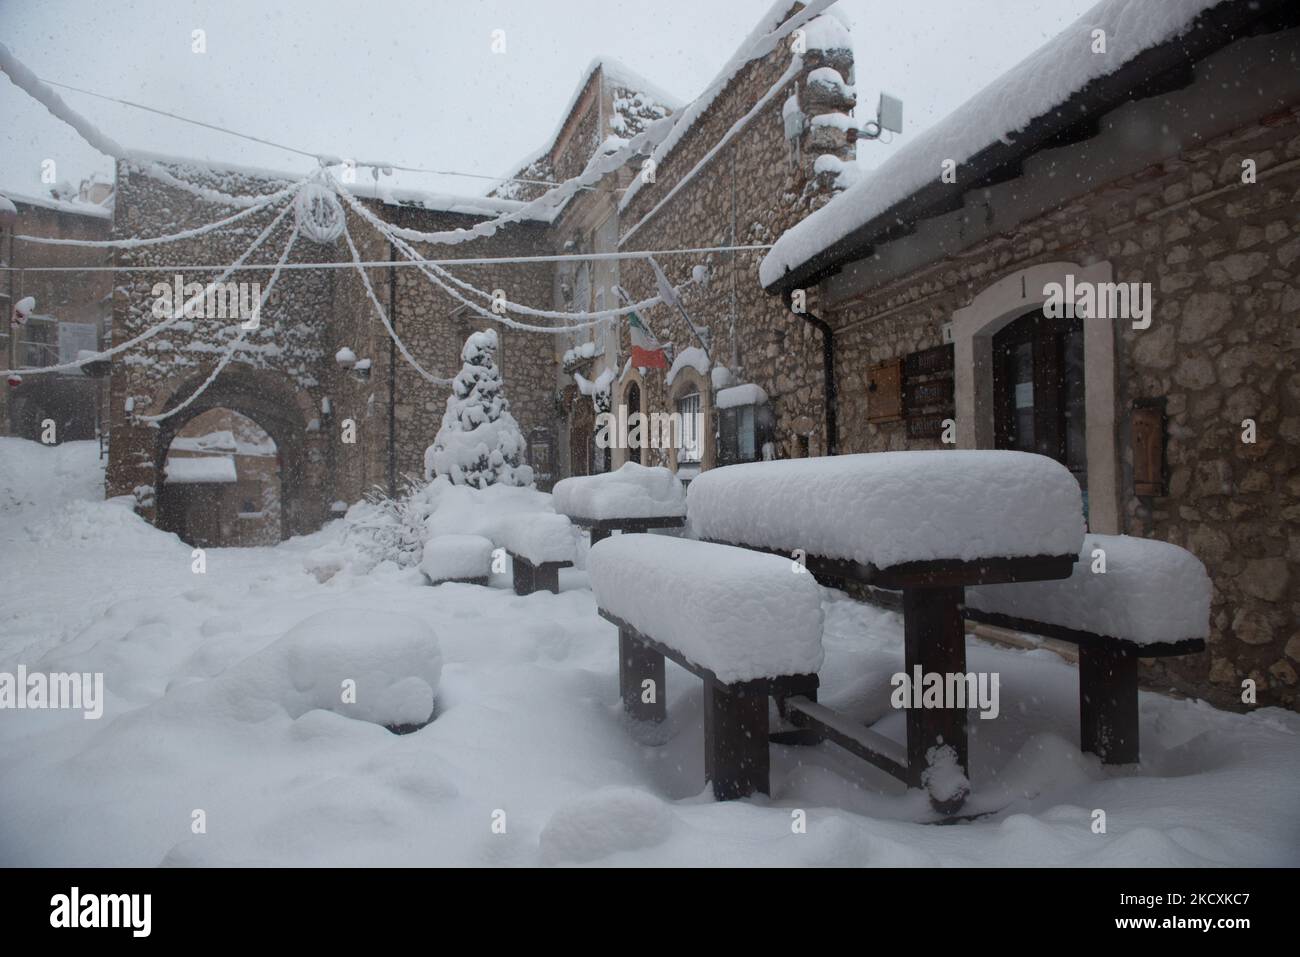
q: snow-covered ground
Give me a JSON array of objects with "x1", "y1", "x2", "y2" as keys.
[{"x1": 1, "y1": 437, "x2": 1297, "y2": 866}]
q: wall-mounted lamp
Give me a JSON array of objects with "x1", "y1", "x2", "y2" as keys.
[{"x1": 335, "y1": 347, "x2": 371, "y2": 383}]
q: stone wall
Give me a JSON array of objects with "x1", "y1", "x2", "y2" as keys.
[
  {"x1": 104, "y1": 160, "x2": 562, "y2": 529},
  {"x1": 373, "y1": 204, "x2": 556, "y2": 485},
  {"x1": 106, "y1": 160, "x2": 338, "y2": 534},
  {"x1": 613, "y1": 4, "x2": 854, "y2": 460},
  {"x1": 823, "y1": 108, "x2": 1300, "y2": 710},
  {"x1": 2, "y1": 200, "x2": 113, "y2": 440}
]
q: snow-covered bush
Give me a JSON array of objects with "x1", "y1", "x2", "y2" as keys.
[
  {"x1": 425, "y1": 329, "x2": 534, "y2": 489},
  {"x1": 341, "y1": 477, "x2": 435, "y2": 570}
]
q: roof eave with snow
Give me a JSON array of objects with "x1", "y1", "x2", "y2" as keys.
[{"x1": 760, "y1": 0, "x2": 1290, "y2": 293}]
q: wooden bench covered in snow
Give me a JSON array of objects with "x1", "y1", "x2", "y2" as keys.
[
  {"x1": 965, "y1": 534, "x2": 1210, "y2": 765},
  {"x1": 495, "y1": 513, "x2": 576, "y2": 595},
  {"x1": 419, "y1": 534, "x2": 495, "y2": 586},
  {"x1": 552, "y1": 463, "x2": 686, "y2": 545},
  {"x1": 688, "y1": 450, "x2": 1087, "y2": 812},
  {"x1": 588, "y1": 535, "x2": 823, "y2": 800}
]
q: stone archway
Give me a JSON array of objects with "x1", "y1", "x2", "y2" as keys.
[{"x1": 135, "y1": 365, "x2": 323, "y2": 539}]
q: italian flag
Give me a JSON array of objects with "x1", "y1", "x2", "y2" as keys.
[{"x1": 628, "y1": 310, "x2": 668, "y2": 369}]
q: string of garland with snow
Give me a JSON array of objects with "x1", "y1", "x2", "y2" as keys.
[{"x1": 425, "y1": 330, "x2": 534, "y2": 489}]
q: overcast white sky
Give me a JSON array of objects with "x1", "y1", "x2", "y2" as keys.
[{"x1": 1, "y1": 0, "x2": 1097, "y2": 202}]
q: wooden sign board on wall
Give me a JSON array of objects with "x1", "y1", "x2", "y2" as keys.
[
  {"x1": 1131, "y1": 401, "x2": 1166, "y2": 497},
  {"x1": 867, "y1": 358, "x2": 903, "y2": 423}
]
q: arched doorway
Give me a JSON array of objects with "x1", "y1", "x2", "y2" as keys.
[
  {"x1": 992, "y1": 309, "x2": 1087, "y2": 493},
  {"x1": 159, "y1": 408, "x2": 283, "y2": 547},
  {"x1": 146, "y1": 366, "x2": 316, "y2": 541}
]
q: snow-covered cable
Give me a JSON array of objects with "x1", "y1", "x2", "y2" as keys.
[
  {"x1": 2, "y1": 243, "x2": 775, "y2": 273},
  {"x1": 6, "y1": 202, "x2": 294, "y2": 376},
  {"x1": 621, "y1": 56, "x2": 803, "y2": 246},
  {"x1": 334, "y1": 179, "x2": 667, "y2": 322},
  {"x1": 619, "y1": 0, "x2": 836, "y2": 213},
  {"x1": 0, "y1": 41, "x2": 126, "y2": 157},
  {"x1": 137, "y1": 224, "x2": 302, "y2": 424},
  {"x1": 337, "y1": 180, "x2": 618, "y2": 335},
  {"x1": 339, "y1": 214, "x2": 454, "y2": 386},
  {"x1": 14, "y1": 175, "x2": 312, "y2": 248}
]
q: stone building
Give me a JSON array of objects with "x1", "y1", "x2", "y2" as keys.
[
  {"x1": 1, "y1": 189, "x2": 114, "y2": 443},
  {"x1": 760, "y1": 0, "x2": 1300, "y2": 709},
  {"x1": 83, "y1": 0, "x2": 1295, "y2": 708}
]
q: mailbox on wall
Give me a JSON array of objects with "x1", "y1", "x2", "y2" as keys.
[
  {"x1": 866, "y1": 358, "x2": 903, "y2": 423},
  {"x1": 1131, "y1": 400, "x2": 1166, "y2": 497}
]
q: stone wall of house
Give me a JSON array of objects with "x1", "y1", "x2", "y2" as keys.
[
  {"x1": 370, "y1": 205, "x2": 557, "y2": 485},
  {"x1": 106, "y1": 160, "x2": 339, "y2": 533},
  {"x1": 2, "y1": 201, "x2": 113, "y2": 440},
  {"x1": 824, "y1": 107, "x2": 1300, "y2": 710},
  {"x1": 613, "y1": 5, "x2": 855, "y2": 459},
  {"x1": 105, "y1": 162, "x2": 563, "y2": 528}
]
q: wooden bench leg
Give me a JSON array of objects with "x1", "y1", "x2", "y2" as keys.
[
  {"x1": 703, "y1": 683, "x2": 770, "y2": 800},
  {"x1": 533, "y1": 563, "x2": 561, "y2": 594},
  {"x1": 903, "y1": 586, "x2": 970, "y2": 811},
  {"x1": 1079, "y1": 643, "x2": 1139, "y2": 764},
  {"x1": 589, "y1": 527, "x2": 612, "y2": 546},
  {"x1": 618, "y1": 626, "x2": 666, "y2": 723},
  {"x1": 512, "y1": 556, "x2": 536, "y2": 595}
]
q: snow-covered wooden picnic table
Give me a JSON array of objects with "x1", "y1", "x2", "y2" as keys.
[
  {"x1": 688, "y1": 450, "x2": 1087, "y2": 812},
  {"x1": 552, "y1": 463, "x2": 686, "y2": 544}
]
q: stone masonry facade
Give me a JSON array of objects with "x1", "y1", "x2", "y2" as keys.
[{"x1": 823, "y1": 107, "x2": 1300, "y2": 711}]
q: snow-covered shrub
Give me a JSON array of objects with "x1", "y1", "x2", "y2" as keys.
[
  {"x1": 341, "y1": 477, "x2": 435, "y2": 570},
  {"x1": 425, "y1": 329, "x2": 534, "y2": 489}
]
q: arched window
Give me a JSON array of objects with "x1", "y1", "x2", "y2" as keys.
[{"x1": 992, "y1": 309, "x2": 1087, "y2": 494}]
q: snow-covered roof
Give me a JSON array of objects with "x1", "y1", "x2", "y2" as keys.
[
  {"x1": 130, "y1": 151, "x2": 544, "y2": 221},
  {"x1": 2, "y1": 190, "x2": 113, "y2": 220},
  {"x1": 165, "y1": 454, "x2": 239, "y2": 485},
  {"x1": 490, "y1": 57, "x2": 682, "y2": 200},
  {"x1": 760, "y1": 0, "x2": 1243, "y2": 290}
]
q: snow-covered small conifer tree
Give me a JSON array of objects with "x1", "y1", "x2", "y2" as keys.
[{"x1": 425, "y1": 329, "x2": 533, "y2": 488}]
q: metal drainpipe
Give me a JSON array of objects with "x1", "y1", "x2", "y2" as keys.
[
  {"x1": 783, "y1": 288, "x2": 837, "y2": 456},
  {"x1": 387, "y1": 240, "x2": 397, "y2": 496}
]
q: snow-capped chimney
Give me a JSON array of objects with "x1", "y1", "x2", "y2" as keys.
[{"x1": 794, "y1": 14, "x2": 857, "y2": 210}]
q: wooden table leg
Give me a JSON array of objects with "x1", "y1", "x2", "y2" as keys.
[
  {"x1": 511, "y1": 555, "x2": 535, "y2": 595},
  {"x1": 703, "y1": 683, "x2": 770, "y2": 800},
  {"x1": 1078, "y1": 642, "x2": 1139, "y2": 764},
  {"x1": 534, "y1": 562, "x2": 561, "y2": 594},
  {"x1": 619, "y1": 626, "x2": 666, "y2": 723},
  {"x1": 903, "y1": 586, "x2": 970, "y2": 811}
]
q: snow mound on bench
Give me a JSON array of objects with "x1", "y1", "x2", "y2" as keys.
[
  {"x1": 420, "y1": 534, "x2": 494, "y2": 583},
  {"x1": 966, "y1": 534, "x2": 1211, "y2": 646},
  {"x1": 497, "y1": 513, "x2": 577, "y2": 565},
  {"x1": 423, "y1": 477, "x2": 553, "y2": 540},
  {"x1": 552, "y1": 462, "x2": 686, "y2": 521},
  {"x1": 687, "y1": 451, "x2": 1084, "y2": 569},
  {"x1": 539, "y1": 787, "x2": 674, "y2": 863},
  {"x1": 588, "y1": 535, "x2": 824, "y2": 683},
  {"x1": 163, "y1": 609, "x2": 442, "y2": 727}
]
